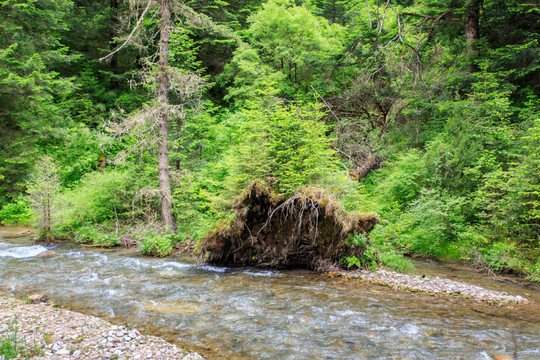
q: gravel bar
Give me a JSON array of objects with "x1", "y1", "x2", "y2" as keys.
[
  {"x1": 0, "y1": 297, "x2": 205, "y2": 360},
  {"x1": 332, "y1": 269, "x2": 530, "y2": 305}
]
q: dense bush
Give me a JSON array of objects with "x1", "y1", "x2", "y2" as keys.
[
  {"x1": 56, "y1": 170, "x2": 131, "y2": 230},
  {"x1": 135, "y1": 229, "x2": 181, "y2": 257},
  {"x1": 74, "y1": 224, "x2": 120, "y2": 247},
  {"x1": 0, "y1": 196, "x2": 33, "y2": 226}
]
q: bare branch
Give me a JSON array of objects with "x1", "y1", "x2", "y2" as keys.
[
  {"x1": 378, "y1": 0, "x2": 391, "y2": 34},
  {"x1": 331, "y1": 145, "x2": 362, "y2": 169},
  {"x1": 365, "y1": 0, "x2": 372, "y2": 29},
  {"x1": 99, "y1": 0, "x2": 154, "y2": 62},
  {"x1": 310, "y1": 85, "x2": 342, "y2": 126},
  {"x1": 400, "y1": 10, "x2": 463, "y2": 22}
]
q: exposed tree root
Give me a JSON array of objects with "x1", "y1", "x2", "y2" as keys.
[{"x1": 200, "y1": 181, "x2": 379, "y2": 271}]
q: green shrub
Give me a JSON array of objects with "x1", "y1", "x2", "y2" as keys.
[
  {"x1": 377, "y1": 249, "x2": 415, "y2": 273},
  {"x1": 345, "y1": 233, "x2": 368, "y2": 248},
  {"x1": 0, "y1": 337, "x2": 17, "y2": 359},
  {"x1": 220, "y1": 86, "x2": 341, "y2": 197},
  {"x1": 74, "y1": 225, "x2": 120, "y2": 247},
  {"x1": 373, "y1": 150, "x2": 424, "y2": 210},
  {"x1": 136, "y1": 230, "x2": 180, "y2": 257},
  {"x1": 474, "y1": 119, "x2": 540, "y2": 248},
  {"x1": 374, "y1": 189, "x2": 468, "y2": 259},
  {"x1": 341, "y1": 255, "x2": 362, "y2": 269},
  {"x1": 57, "y1": 170, "x2": 130, "y2": 229},
  {"x1": 342, "y1": 233, "x2": 415, "y2": 272},
  {"x1": 0, "y1": 195, "x2": 33, "y2": 225},
  {"x1": 527, "y1": 263, "x2": 540, "y2": 283},
  {"x1": 139, "y1": 236, "x2": 173, "y2": 257},
  {"x1": 0, "y1": 322, "x2": 18, "y2": 359},
  {"x1": 341, "y1": 234, "x2": 378, "y2": 270},
  {"x1": 479, "y1": 241, "x2": 525, "y2": 273}
]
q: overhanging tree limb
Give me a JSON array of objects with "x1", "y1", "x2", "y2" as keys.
[
  {"x1": 99, "y1": 0, "x2": 154, "y2": 62},
  {"x1": 400, "y1": 10, "x2": 463, "y2": 23}
]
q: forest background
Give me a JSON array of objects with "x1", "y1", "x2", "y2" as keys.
[{"x1": 0, "y1": 0, "x2": 539, "y2": 280}]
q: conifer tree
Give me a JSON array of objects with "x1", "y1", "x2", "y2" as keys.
[
  {"x1": 26, "y1": 156, "x2": 60, "y2": 241},
  {"x1": 101, "y1": 0, "x2": 206, "y2": 232}
]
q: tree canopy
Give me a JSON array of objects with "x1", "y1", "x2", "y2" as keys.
[{"x1": 0, "y1": 0, "x2": 539, "y2": 279}]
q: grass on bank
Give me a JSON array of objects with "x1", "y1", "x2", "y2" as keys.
[{"x1": 0, "y1": 317, "x2": 44, "y2": 359}]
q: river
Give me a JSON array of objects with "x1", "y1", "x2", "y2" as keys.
[{"x1": 1, "y1": 227, "x2": 539, "y2": 359}]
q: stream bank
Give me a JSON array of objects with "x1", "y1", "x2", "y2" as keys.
[
  {"x1": 2, "y1": 231, "x2": 540, "y2": 359},
  {"x1": 0, "y1": 297, "x2": 205, "y2": 360},
  {"x1": 1, "y1": 226, "x2": 536, "y2": 305},
  {"x1": 330, "y1": 269, "x2": 530, "y2": 305}
]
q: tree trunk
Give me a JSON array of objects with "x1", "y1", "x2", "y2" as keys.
[
  {"x1": 465, "y1": 0, "x2": 481, "y2": 72},
  {"x1": 109, "y1": 0, "x2": 119, "y2": 71},
  {"x1": 157, "y1": 0, "x2": 177, "y2": 232}
]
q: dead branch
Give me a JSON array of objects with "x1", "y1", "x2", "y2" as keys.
[
  {"x1": 366, "y1": 0, "x2": 372, "y2": 29},
  {"x1": 99, "y1": 0, "x2": 154, "y2": 62},
  {"x1": 311, "y1": 85, "x2": 342, "y2": 125},
  {"x1": 331, "y1": 146, "x2": 362, "y2": 169},
  {"x1": 400, "y1": 10, "x2": 463, "y2": 22}
]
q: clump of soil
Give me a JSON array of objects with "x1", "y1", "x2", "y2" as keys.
[{"x1": 200, "y1": 181, "x2": 379, "y2": 271}]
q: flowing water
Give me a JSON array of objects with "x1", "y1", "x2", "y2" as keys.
[{"x1": 1, "y1": 228, "x2": 539, "y2": 360}]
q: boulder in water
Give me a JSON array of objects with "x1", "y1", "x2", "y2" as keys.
[{"x1": 28, "y1": 294, "x2": 48, "y2": 304}]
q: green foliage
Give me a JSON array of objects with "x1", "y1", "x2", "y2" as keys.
[
  {"x1": 26, "y1": 156, "x2": 61, "y2": 241},
  {"x1": 47, "y1": 125, "x2": 112, "y2": 187},
  {"x1": 0, "y1": 334, "x2": 17, "y2": 359},
  {"x1": 473, "y1": 116, "x2": 540, "y2": 250},
  {"x1": 395, "y1": 190, "x2": 468, "y2": 259},
  {"x1": 341, "y1": 233, "x2": 379, "y2": 270},
  {"x1": 0, "y1": 195, "x2": 33, "y2": 225},
  {"x1": 341, "y1": 255, "x2": 362, "y2": 269},
  {"x1": 136, "y1": 230, "x2": 180, "y2": 257},
  {"x1": 304, "y1": 0, "x2": 350, "y2": 24},
  {"x1": 478, "y1": 241, "x2": 525, "y2": 273},
  {"x1": 171, "y1": 169, "x2": 219, "y2": 243},
  {"x1": 345, "y1": 232, "x2": 368, "y2": 248},
  {"x1": 74, "y1": 224, "x2": 120, "y2": 247},
  {"x1": 0, "y1": 317, "x2": 43, "y2": 358},
  {"x1": 0, "y1": 319, "x2": 18, "y2": 359},
  {"x1": 375, "y1": 150, "x2": 424, "y2": 209},
  {"x1": 377, "y1": 249, "x2": 415, "y2": 273},
  {"x1": 220, "y1": 85, "x2": 341, "y2": 197},
  {"x1": 342, "y1": 230, "x2": 415, "y2": 272},
  {"x1": 220, "y1": 0, "x2": 345, "y2": 103},
  {"x1": 0, "y1": 0, "x2": 74, "y2": 203},
  {"x1": 56, "y1": 169, "x2": 130, "y2": 230},
  {"x1": 0, "y1": 0, "x2": 538, "y2": 281},
  {"x1": 340, "y1": 247, "x2": 378, "y2": 271}
]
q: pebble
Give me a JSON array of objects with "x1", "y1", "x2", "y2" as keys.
[
  {"x1": 56, "y1": 349, "x2": 70, "y2": 355},
  {"x1": 0, "y1": 297, "x2": 206, "y2": 360},
  {"x1": 336, "y1": 269, "x2": 530, "y2": 305}
]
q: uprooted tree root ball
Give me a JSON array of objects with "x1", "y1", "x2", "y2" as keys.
[{"x1": 200, "y1": 182, "x2": 380, "y2": 270}]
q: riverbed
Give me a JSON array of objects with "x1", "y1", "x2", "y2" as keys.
[{"x1": 1, "y1": 228, "x2": 539, "y2": 359}]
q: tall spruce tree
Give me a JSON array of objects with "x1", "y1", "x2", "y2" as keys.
[{"x1": 101, "y1": 0, "x2": 206, "y2": 232}]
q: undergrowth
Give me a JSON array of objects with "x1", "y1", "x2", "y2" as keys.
[{"x1": 0, "y1": 317, "x2": 43, "y2": 359}]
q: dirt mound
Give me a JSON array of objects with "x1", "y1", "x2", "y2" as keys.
[{"x1": 200, "y1": 181, "x2": 379, "y2": 270}]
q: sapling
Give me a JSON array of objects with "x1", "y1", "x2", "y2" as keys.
[{"x1": 26, "y1": 156, "x2": 61, "y2": 241}]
